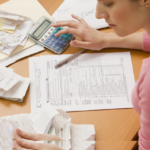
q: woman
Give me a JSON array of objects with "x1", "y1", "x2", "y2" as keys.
[{"x1": 14, "y1": 0, "x2": 150, "y2": 149}]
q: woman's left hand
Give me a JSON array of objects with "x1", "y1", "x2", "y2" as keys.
[{"x1": 13, "y1": 128, "x2": 64, "y2": 150}]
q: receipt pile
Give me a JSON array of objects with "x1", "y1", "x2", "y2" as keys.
[
  {"x1": 0, "y1": 65, "x2": 29, "y2": 102},
  {"x1": 0, "y1": 10, "x2": 33, "y2": 54},
  {"x1": 0, "y1": 105, "x2": 58, "y2": 150},
  {"x1": 0, "y1": 105, "x2": 95, "y2": 150}
]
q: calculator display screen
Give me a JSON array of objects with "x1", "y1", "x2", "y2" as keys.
[{"x1": 33, "y1": 20, "x2": 50, "y2": 38}]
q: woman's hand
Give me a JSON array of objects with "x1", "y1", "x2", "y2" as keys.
[
  {"x1": 53, "y1": 14, "x2": 107, "y2": 51},
  {"x1": 13, "y1": 128, "x2": 64, "y2": 150}
]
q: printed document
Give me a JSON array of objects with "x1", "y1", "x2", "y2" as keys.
[{"x1": 29, "y1": 52, "x2": 135, "y2": 112}]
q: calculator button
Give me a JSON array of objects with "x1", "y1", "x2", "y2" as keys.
[
  {"x1": 57, "y1": 27, "x2": 62, "y2": 30},
  {"x1": 54, "y1": 27, "x2": 62, "y2": 34},
  {"x1": 54, "y1": 29, "x2": 58, "y2": 34},
  {"x1": 48, "y1": 42, "x2": 53, "y2": 46},
  {"x1": 45, "y1": 35, "x2": 48, "y2": 38},
  {"x1": 51, "y1": 32, "x2": 55, "y2": 36},
  {"x1": 51, "y1": 38, "x2": 55, "y2": 42},
  {"x1": 59, "y1": 42, "x2": 64, "y2": 47},
  {"x1": 59, "y1": 38, "x2": 66, "y2": 44},
  {"x1": 62, "y1": 34, "x2": 69, "y2": 39},
  {"x1": 55, "y1": 40, "x2": 59, "y2": 45},
  {"x1": 48, "y1": 32, "x2": 51, "y2": 34},
  {"x1": 54, "y1": 36, "x2": 59, "y2": 40},
  {"x1": 55, "y1": 46, "x2": 61, "y2": 51},
  {"x1": 58, "y1": 37, "x2": 63, "y2": 41},
  {"x1": 44, "y1": 40, "x2": 49, "y2": 44},
  {"x1": 52, "y1": 43, "x2": 57, "y2": 48},
  {"x1": 68, "y1": 33, "x2": 72, "y2": 37},
  {"x1": 62, "y1": 38, "x2": 67, "y2": 43},
  {"x1": 48, "y1": 36, "x2": 52, "y2": 40},
  {"x1": 60, "y1": 34, "x2": 66, "y2": 39},
  {"x1": 41, "y1": 38, "x2": 44, "y2": 41}
]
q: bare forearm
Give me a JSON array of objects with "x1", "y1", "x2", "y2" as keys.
[{"x1": 103, "y1": 32, "x2": 143, "y2": 50}]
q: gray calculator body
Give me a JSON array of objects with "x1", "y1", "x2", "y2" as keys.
[{"x1": 28, "y1": 16, "x2": 74, "y2": 54}]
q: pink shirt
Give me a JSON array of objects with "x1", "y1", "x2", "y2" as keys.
[{"x1": 131, "y1": 31, "x2": 150, "y2": 150}]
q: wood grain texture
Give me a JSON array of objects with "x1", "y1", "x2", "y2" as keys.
[{"x1": 0, "y1": 0, "x2": 148, "y2": 149}]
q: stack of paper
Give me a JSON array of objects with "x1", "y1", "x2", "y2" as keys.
[
  {"x1": 0, "y1": 10, "x2": 33, "y2": 55},
  {"x1": 0, "y1": 105, "x2": 95, "y2": 150},
  {"x1": 0, "y1": 10, "x2": 25, "y2": 34},
  {"x1": 0, "y1": 0, "x2": 53, "y2": 64},
  {"x1": 52, "y1": 0, "x2": 108, "y2": 29},
  {"x1": 0, "y1": 65, "x2": 29, "y2": 102},
  {"x1": 0, "y1": 105, "x2": 58, "y2": 150}
]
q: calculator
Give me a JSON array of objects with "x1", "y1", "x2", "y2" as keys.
[{"x1": 28, "y1": 16, "x2": 74, "y2": 54}]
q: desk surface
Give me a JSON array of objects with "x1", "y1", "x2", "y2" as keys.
[{"x1": 0, "y1": 0, "x2": 150, "y2": 149}]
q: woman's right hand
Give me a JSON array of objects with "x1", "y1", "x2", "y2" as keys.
[{"x1": 53, "y1": 14, "x2": 107, "y2": 51}]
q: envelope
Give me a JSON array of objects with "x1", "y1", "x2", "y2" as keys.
[{"x1": 0, "y1": 0, "x2": 53, "y2": 60}]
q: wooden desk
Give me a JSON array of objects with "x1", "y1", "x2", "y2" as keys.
[{"x1": 0, "y1": 0, "x2": 150, "y2": 149}]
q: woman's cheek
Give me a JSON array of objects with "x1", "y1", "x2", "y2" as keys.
[{"x1": 111, "y1": 11, "x2": 124, "y2": 24}]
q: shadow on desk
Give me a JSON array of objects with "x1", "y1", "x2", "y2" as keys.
[
  {"x1": 132, "y1": 143, "x2": 138, "y2": 150},
  {"x1": 95, "y1": 132, "x2": 139, "y2": 150},
  {"x1": 132, "y1": 132, "x2": 139, "y2": 150}
]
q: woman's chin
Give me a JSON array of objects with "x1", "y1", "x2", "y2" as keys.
[{"x1": 113, "y1": 29, "x2": 132, "y2": 37}]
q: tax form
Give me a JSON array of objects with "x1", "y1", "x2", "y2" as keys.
[{"x1": 29, "y1": 52, "x2": 135, "y2": 112}]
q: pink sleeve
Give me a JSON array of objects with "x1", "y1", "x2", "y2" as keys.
[
  {"x1": 143, "y1": 31, "x2": 150, "y2": 52},
  {"x1": 138, "y1": 70, "x2": 150, "y2": 150}
]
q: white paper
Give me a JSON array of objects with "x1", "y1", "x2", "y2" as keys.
[
  {"x1": 0, "y1": 44, "x2": 45, "y2": 67},
  {"x1": 29, "y1": 57, "x2": 42, "y2": 110},
  {"x1": 52, "y1": 0, "x2": 108, "y2": 29},
  {"x1": 30, "y1": 104, "x2": 59, "y2": 134},
  {"x1": 0, "y1": 78, "x2": 30, "y2": 102},
  {"x1": 70, "y1": 124, "x2": 95, "y2": 142},
  {"x1": 52, "y1": 109, "x2": 71, "y2": 150},
  {"x1": 0, "y1": 0, "x2": 53, "y2": 61},
  {"x1": 0, "y1": 10, "x2": 33, "y2": 54},
  {"x1": 29, "y1": 52, "x2": 135, "y2": 112},
  {"x1": 0, "y1": 106, "x2": 59, "y2": 149},
  {"x1": 0, "y1": 11, "x2": 19, "y2": 21},
  {"x1": 1, "y1": 22, "x2": 17, "y2": 30},
  {"x1": 0, "y1": 65, "x2": 22, "y2": 91},
  {"x1": 0, "y1": 106, "x2": 95, "y2": 150}
]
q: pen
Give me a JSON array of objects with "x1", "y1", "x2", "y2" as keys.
[{"x1": 55, "y1": 49, "x2": 87, "y2": 69}]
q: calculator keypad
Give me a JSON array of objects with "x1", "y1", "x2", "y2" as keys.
[{"x1": 40, "y1": 26, "x2": 74, "y2": 53}]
